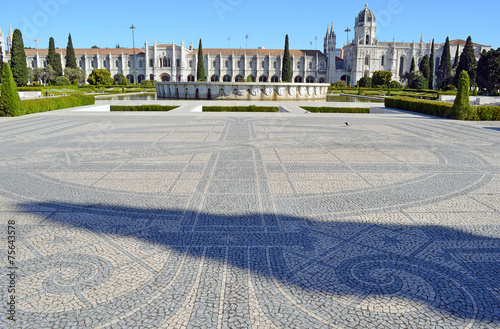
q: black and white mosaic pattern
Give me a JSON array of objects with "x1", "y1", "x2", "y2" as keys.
[{"x1": 0, "y1": 110, "x2": 499, "y2": 328}]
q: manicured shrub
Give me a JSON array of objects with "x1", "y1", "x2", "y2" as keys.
[
  {"x1": 203, "y1": 106, "x2": 279, "y2": 112},
  {"x1": 55, "y1": 76, "x2": 72, "y2": 86},
  {"x1": 0, "y1": 63, "x2": 23, "y2": 116},
  {"x1": 358, "y1": 77, "x2": 372, "y2": 88},
  {"x1": 110, "y1": 105, "x2": 178, "y2": 111},
  {"x1": 20, "y1": 95, "x2": 95, "y2": 116},
  {"x1": 389, "y1": 81, "x2": 403, "y2": 89},
  {"x1": 300, "y1": 107, "x2": 370, "y2": 113},
  {"x1": 453, "y1": 71, "x2": 477, "y2": 120},
  {"x1": 87, "y1": 69, "x2": 113, "y2": 85}
]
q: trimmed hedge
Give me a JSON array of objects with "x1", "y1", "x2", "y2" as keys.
[
  {"x1": 110, "y1": 105, "x2": 178, "y2": 111},
  {"x1": 300, "y1": 107, "x2": 370, "y2": 113},
  {"x1": 385, "y1": 96, "x2": 500, "y2": 120},
  {"x1": 203, "y1": 106, "x2": 279, "y2": 112},
  {"x1": 20, "y1": 95, "x2": 95, "y2": 116}
]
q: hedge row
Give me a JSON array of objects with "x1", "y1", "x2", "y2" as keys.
[
  {"x1": 203, "y1": 106, "x2": 279, "y2": 112},
  {"x1": 385, "y1": 97, "x2": 500, "y2": 120},
  {"x1": 300, "y1": 107, "x2": 370, "y2": 113},
  {"x1": 110, "y1": 105, "x2": 178, "y2": 111},
  {"x1": 19, "y1": 95, "x2": 95, "y2": 116},
  {"x1": 385, "y1": 97, "x2": 455, "y2": 118}
]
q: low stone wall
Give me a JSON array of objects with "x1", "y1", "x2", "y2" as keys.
[{"x1": 155, "y1": 82, "x2": 329, "y2": 100}]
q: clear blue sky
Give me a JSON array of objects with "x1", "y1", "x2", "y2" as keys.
[{"x1": 1, "y1": 0, "x2": 498, "y2": 51}]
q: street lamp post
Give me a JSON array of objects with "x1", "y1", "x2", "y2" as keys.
[
  {"x1": 130, "y1": 24, "x2": 136, "y2": 84},
  {"x1": 345, "y1": 28, "x2": 351, "y2": 46}
]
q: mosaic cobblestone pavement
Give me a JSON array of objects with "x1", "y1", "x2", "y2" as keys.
[{"x1": 1, "y1": 110, "x2": 499, "y2": 328}]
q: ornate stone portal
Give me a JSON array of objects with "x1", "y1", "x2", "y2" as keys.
[{"x1": 155, "y1": 82, "x2": 329, "y2": 100}]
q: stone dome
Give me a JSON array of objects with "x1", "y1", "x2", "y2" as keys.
[{"x1": 356, "y1": 4, "x2": 376, "y2": 26}]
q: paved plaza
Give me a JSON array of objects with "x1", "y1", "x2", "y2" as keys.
[{"x1": 1, "y1": 105, "x2": 500, "y2": 328}]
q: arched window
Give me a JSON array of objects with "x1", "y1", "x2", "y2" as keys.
[
  {"x1": 149, "y1": 74, "x2": 154, "y2": 81},
  {"x1": 211, "y1": 75, "x2": 219, "y2": 82},
  {"x1": 262, "y1": 60, "x2": 265, "y2": 68},
  {"x1": 237, "y1": 60, "x2": 241, "y2": 68},
  {"x1": 127, "y1": 74, "x2": 134, "y2": 84},
  {"x1": 176, "y1": 59, "x2": 180, "y2": 67},
  {"x1": 116, "y1": 59, "x2": 119, "y2": 68},
  {"x1": 365, "y1": 56, "x2": 370, "y2": 66},
  {"x1": 128, "y1": 60, "x2": 131, "y2": 68},
  {"x1": 309, "y1": 62, "x2": 313, "y2": 70},
  {"x1": 31, "y1": 59, "x2": 36, "y2": 67},
  {"x1": 223, "y1": 75, "x2": 231, "y2": 82},
  {"x1": 319, "y1": 61, "x2": 326, "y2": 70},
  {"x1": 138, "y1": 75, "x2": 145, "y2": 83},
  {"x1": 271, "y1": 75, "x2": 279, "y2": 82},
  {"x1": 297, "y1": 62, "x2": 301, "y2": 69},
  {"x1": 399, "y1": 56, "x2": 405, "y2": 76},
  {"x1": 235, "y1": 74, "x2": 244, "y2": 82},
  {"x1": 139, "y1": 60, "x2": 143, "y2": 68},
  {"x1": 259, "y1": 75, "x2": 268, "y2": 82},
  {"x1": 306, "y1": 76, "x2": 314, "y2": 83},
  {"x1": 150, "y1": 59, "x2": 154, "y2": 67},
  {"x1": 273, "y1": 61, "x2": 277, "y2": 69},
  {"x1": 161, "y1": 74, "x2": 170, "y2": 82},
  {"x1": 294, "y1": 76, "x2": 303, "y2": 83},
  {"x1": 225, "y1": 60, "x2": 229, "y2": 68},
  {"x1": 366, "y1": 35, "x2": 370, "y2": 45},
  {"x1": 248, "y1": 75, "x2": 256, "y2": 82},
  {"x1": 187, "y1": 75, "x2": 195, "y2": 82},
  {"x1": 103, "y1": 59, "x2": 107, "y2": 68},
  {"x1": 189, "y1": 60, "x2": 192, "y2": 68},
  {"x1": 79, "y1": 59, "x2": 83, "y2": 68},
  {"x1": 318, "y1": 77, "x2": 326, "y2": 83},
  {"x1": 249, "y1": 60, "x2": 253, "y2": 68},
  {"x1": 213, "y1": 60, "x2": 217, "y2": 68},
  {"x1": 381, "y1": 56, "x2": 385, "y2": 66}
]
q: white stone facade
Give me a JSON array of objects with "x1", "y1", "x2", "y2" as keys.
[{"x1": 1, "y1": 5, "x2": 491, "y2": 86}]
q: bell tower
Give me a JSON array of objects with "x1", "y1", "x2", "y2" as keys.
[
  {"x1": 324, "y1": 23, "x2": 337, "y2": 82},
  {"x1": 354, "y1": 3, "x2": 377, "y2": 45}
]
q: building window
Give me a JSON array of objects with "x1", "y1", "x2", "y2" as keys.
[
  {"x1": 271, "y1": 75, "x2": 279, "y2": 82},
  {"x1": 116, "y1": 60, "x2": 119, "y2": 68},
  {"x1": 365, "y1": 56, "x2": 370, "y2": 66},
  {"x1": 381, "y1": 56, "x2": 385, "y2": 66},
  {"x1": 399, "y1": 56, "x2": 405, "y2": 76},
  {"x1": 213, "y1": 60, "x2": 217, "y2": 68},
  {"x1": 262, "y1": 61, "x2": 265, "y2": 68},
  {"x1": 259, "y1": 75, "x2": 267, "y2": 82},
  {"x1": 249, "y1": 60, "x2": 253, "y2": 68},
  {"x1": 189, "y1": 60, "x2": 192, "y2": 68},
  {"x1": 139, "y1": 60, "x2": 144, "y2": 68},
  {"x1": 366, "y1": 35, "x2": 370, "y2": 45},
  {"x1": 273, "y1": 61, "x2": 277, "y2": 69},
  {"x1": 320, "y1": 61, "x2": 326, "y2": 70},
  {"x1": 149, "y1": 59, "x2": 154, "y2": 67},
  {"x1": 128, "y1": 60, "x2": 131, "y2": 68},
  {"x1": 297, "y1": 62, "x2": 300, "y2": 69},
  {"x1": 235, "y1": 74, "x2": 244, "y2": 82},
  {"x1": 225, "y1": 60, "x2": 228, "y2": 68},
  {"x1": 309, "y1": 62, "x2": 313, "y2": 69},
  {"x1": 294, "y1": 76, "x2": 303, "y2": 83},
  {"x1": 223, "y1": 75, "x2": 231, "y2": 82},
  {"x1": 187, "y1": 75, "x2": 195, "y2": 82},
  {"x1": 176, "y1": 59, "x2": 180, "y2": 67},
  {"x1": 237, "y1": 60, "x2": 241, "y2": 68},
  {"x1": 150, "y1": 74, "x2": 154, "y2": 80},
  {"x1": 306, "y1": 76, "x2": 314, "y2": 83},
  {"x1": 211, "y1": 75, "x2": 219, "y2": 82},
  {"x1": 103, "y1": 60, "x2": 107, "y2": 68}
]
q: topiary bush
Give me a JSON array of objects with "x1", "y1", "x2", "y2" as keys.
[
  {"x1": 0, "y1": 63, "x2": 23, "y2": 117},
  {"x1": 389, "y1": 81, "x2": 403, "y2": 89},
  {"x1": 55, "y1": 76, "x2": 72, "y2": 86},
  {"x1": 453, "y1": 71, "x2": 477, "y2": 120},
  {"x1": 358, "y1": 77, "x2": 372, "y2": 88},
  {"x1": 20, "y1": 95, "x2": 95, "y2": 116}
]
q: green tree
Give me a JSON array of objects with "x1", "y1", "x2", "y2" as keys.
[
  {"x1": 412, "y1": 75, "x2": 428, "y2": 90},
  {"x1": 64, "y1": 67, "x2": 86, "y2": 84},
  {"x1": 87, "y1": 68, "x2": 113, "y2": 85},
  {"x1": 10, "y1": 29, "x2": 29, "y2": 86},
  {"x1": 453, "y1": 45, "x2": 460, "y2": 69},
  {"x1": 65, "y1": 33, "x2": 77, "y2": 69},
  {"x1": 453, "y1": 71, "x2": 476, "y2": 120},
  {"x1": 0, "y1": 46, "x2": 3, "y2": 84},
  {"x1": 0, "y1": 63, "x2": 23, "y2": 117},
  {"x1": 429, "y1": 39, "x2": 435, "y2": 89},
  {"x1": 455, "y1": 36, "x2": 477, "y2": 88},
  {"x1": 282, "y1": 34, "x2": 292, "y2": 82},
  {"x1": 113, "y1": 73, "x2": 128, "y2": 85},
  {"x1": 438, "y1": 37, "x2": 453, "y2": 88},
  {"x1": 196, "y1": 39, "x2": 206, "y2": 81},
  {"x1": 358, "y1": 76, "x2": 372, "y2": 88},
  {"x1": 419, "y1": 55, "x2": 430, "y2": 82},
  {"x1": 477, "y1": 48, "x2": 500, "y2": 95},
  {"x1": 410, "y1": 57, "x2": 416, "y2": 73},
  {"x1": 372, "y1": 71, "x2": 392, "y2": 87},
  {"x1": 47, "y1": 37, "x2": 63, "y2": 78},
  {"x1": 55, "y1": 76, "x2": 71, "y2": 86}
]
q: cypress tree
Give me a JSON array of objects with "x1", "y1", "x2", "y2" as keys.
[
  {"x1": 196, "y1": 39, "x2": 206, "y2": 81},
  {"x1": 47, "y1": 37, "x2": 63, "y2": 77},
  {"x1": 453, "y1": 45, "x2": 460, "y2": 69},
  {"x1": 0, "y1": 63, "x2": 23, "y2": 117},
  {"x1": 410, "y1": 57, "x2": 416, "y2": 73},
  {"x1": 65, "y1": 33, "x2": 77, "y2": 69},
  {"x1": 455, "y1": 36, "x2": 477, "y2": 88},
  {"x1": 453, "y1": 70, "x2": 476, "y2": 120},
  {"x1": 438, "y1": 37, "x2": 452, "y2": 88},
  {"x1": 419, "y1": 55, "x2": 430, "y2": 83},
  {"x1": 282, "y1": 34, "x2": 291, "y2": 82},
  {"x1": 10, "y1": 29, "x2": 29, "y2": 86},
  {"x1": 0, "y1": 46, "x2": 3, "y2": 84},
  {"x1": 429, "y1": 39, "x2": 435, "y2": 89}
]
